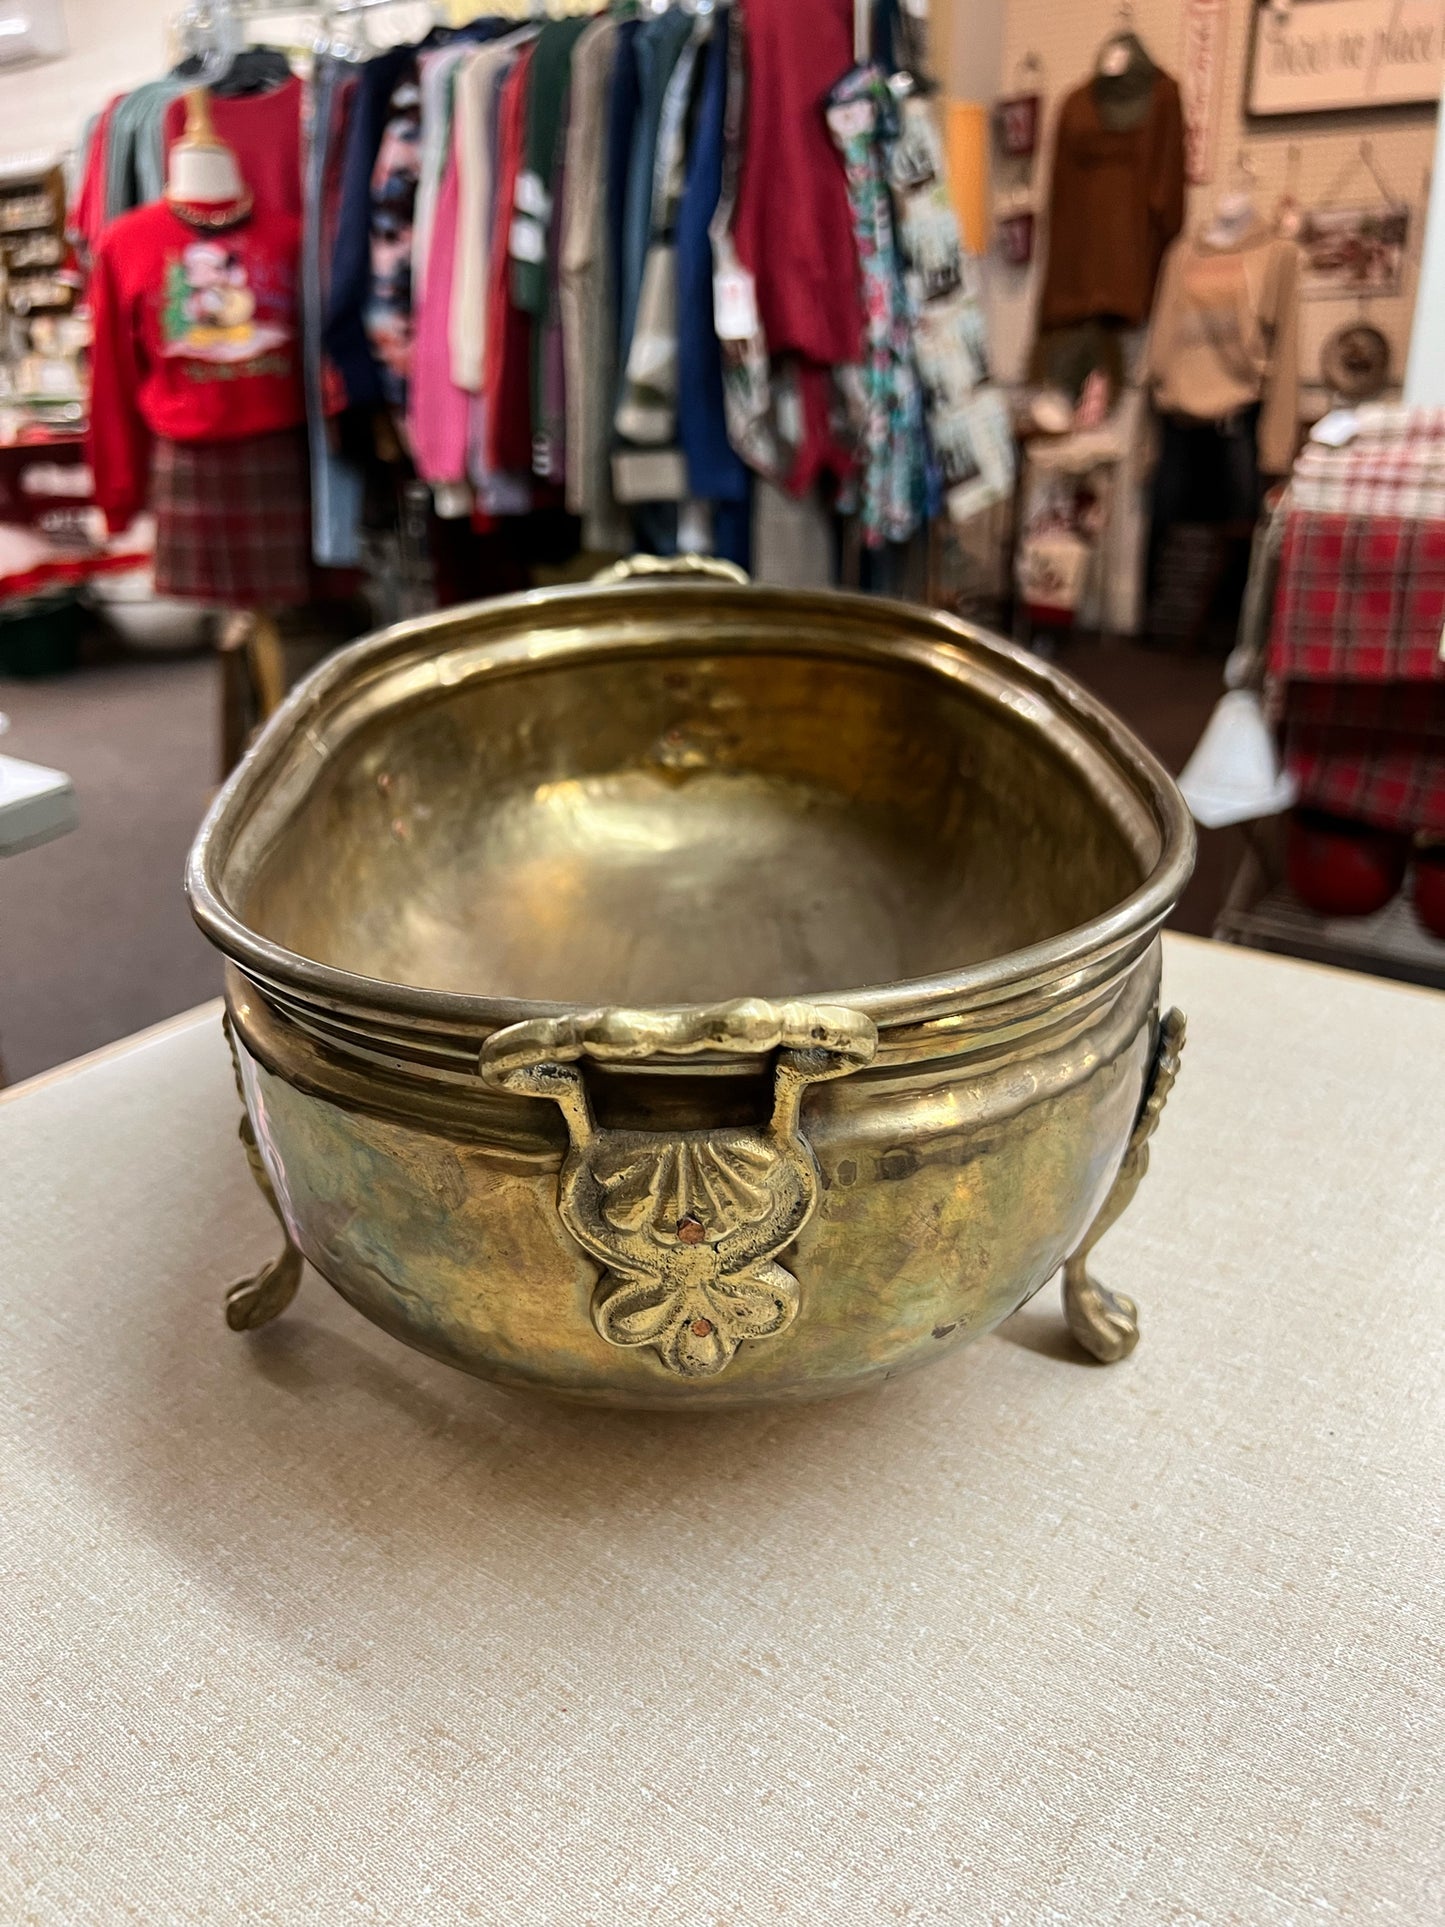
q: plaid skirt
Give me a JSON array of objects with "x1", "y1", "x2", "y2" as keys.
[{"x1": 152, "y1": 427, "x2": 311, "y2": 608}]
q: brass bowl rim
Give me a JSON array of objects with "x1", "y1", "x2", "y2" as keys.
[{"x1": 187, "y1": 581, "x2": 1195, "y2": 1041}]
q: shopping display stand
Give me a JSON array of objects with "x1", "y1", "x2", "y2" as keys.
[{"x1": 1216, "y1": 820, "x2": 1445, "y2": 989}]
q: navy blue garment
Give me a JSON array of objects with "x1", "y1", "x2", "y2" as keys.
[
  {"x1": 617, "y1": 9, "x2": 692, "y2": 385},
  {"x1": 324, "y1": 20, "x2": 510, "y2": 410},
  {"x1": 323, "y1": 45, "x2": 418, "y2": 410},
  {"x1": 676, "y1": 10, "x2": 750, "y2": 567},
  {"x1": 604, "y1": 19, "x2": 642, "y2": 357}
]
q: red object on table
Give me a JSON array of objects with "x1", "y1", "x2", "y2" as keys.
[{"x1": 1285, "y1": 809, "x2": 1410, "y2": 918}]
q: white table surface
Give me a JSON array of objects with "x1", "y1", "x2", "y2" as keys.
[
  {"x1": 0, "y1": 748, "x2": 76, "y2": 855},
  {"x1": 1, "y1": 934, "x2": 1441, "y2": 1926}
]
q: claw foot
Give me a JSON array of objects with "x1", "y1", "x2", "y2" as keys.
[
  {"x1": 226, "y1": 1243, "x2": 303, "y2": 1331},
  {"x1": 1062, "y1": 1260, "x2": 1139, "y2": 1363},
  {"x1": 1057, "y1": 1006, "x2": 1186, "y2": 1366},
  {"x1": 223, "y1": 1009, "x2": 303, "y2": 1332}
]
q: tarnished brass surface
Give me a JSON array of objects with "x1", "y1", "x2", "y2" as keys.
[
  {"x1": 481, "y1": 1000, "x2": 877, "y2": 1378},
  {"x1": 188, "y1": 569, "x2": 1195, "y2": 1407}
]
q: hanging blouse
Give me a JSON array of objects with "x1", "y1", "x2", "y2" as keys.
[{"x1": 825, "y1": 66, "x2": 926, "y2": 548}]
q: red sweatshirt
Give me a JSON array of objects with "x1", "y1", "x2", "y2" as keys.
[
  {"x1": 484, "y1": 44, "x2": 535, "y2": 476},
  {"x1": 87, "y1": 199, "x2": 304, "y2": 532},
  {"x1": 161, "y1": 78, "x2": 304, "y2": 223},
  {"x1": 733, "y1": 0, "x2": 862, "y2": 368}
]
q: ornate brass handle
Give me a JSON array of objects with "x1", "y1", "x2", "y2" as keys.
[
  {"x1": 591, "y1": 553, "x2": 750, "y2": 588},
  {"x1": 481, "y1": 1000, "x2": 876, "y2": 1379}
]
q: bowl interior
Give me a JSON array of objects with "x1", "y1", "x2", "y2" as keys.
[{"x1": 238, "y1": 640, "x2": 1146, "y2": 1008}]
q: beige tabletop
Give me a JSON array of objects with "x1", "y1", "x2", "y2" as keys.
[{"x1": 1, "y1": 934, "x2": 1441, "y2": 1925}]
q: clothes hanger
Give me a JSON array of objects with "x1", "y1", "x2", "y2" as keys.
[
  {"x1": 1096, "y1": 2, "x2": 1153, "y2": 80},
  {"x1": 1317, "y1": 137, "x2": 1406, "y2": 216},
  {"x1": 1205, "y1": 148, "x2": 1260, "y2": 245},
  {"x1": 1274, "y1": 142, "x2": 1302, "y2": 239},
  {"x1": 171, "y1": 0, "x2": 243, "y2": 85},
  {"x1": 315, "y1": 0, "x2": 373, "y2": 61}
]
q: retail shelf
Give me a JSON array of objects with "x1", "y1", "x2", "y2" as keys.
[{"x1": 1216, "y1": 872, "x2": 1445, "y2": 991}]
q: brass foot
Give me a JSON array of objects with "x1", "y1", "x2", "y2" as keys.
[
  {"x1": 1059, "y1": 1008, "x2": 1186, "y2": 1365},
  {"x1": 1062, "y1": 1260, "x2": 1139, "y2": 1362},
  {"x1": 223, "y1": 1009, "x2": 303, "y2": 1331},
  {"x1": 226, "y1": 1242, "x2": 303, "y2": 1330}
]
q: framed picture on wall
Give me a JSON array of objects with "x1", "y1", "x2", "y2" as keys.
[
  {"x1": 1297, "y1": 203, "x2": 1410, "y2": 294},
  {"x1": 1247, "y1": 0, "x2": 1445, "y2": 116}
]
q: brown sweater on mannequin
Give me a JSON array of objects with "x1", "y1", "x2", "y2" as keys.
[
  {"x1": 1038, "y1": 71, "x2": 1185, "y2": 329},
  {"x1": 1143, "y1": 219, "x2": 1302, "y2": 476}
]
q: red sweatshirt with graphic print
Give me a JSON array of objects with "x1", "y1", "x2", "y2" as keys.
[{"x1": 87, "y1": 199, "x2": 304, "y2": 532}]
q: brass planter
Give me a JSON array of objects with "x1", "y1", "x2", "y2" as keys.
[{"x1": 187, "y1": 561, "x2": 1194, "y2": 1408}]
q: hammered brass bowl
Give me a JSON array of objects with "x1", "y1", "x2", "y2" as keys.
[{"x1": 188, "y1": 560, "x2": 1194, "y2": 1407}]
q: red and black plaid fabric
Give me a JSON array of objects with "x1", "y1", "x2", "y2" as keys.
[
  {"x1": 152, "y1": 427, "x2": 311, "y2": 608},
  {"x1": 1280, "y1": 683, "x2": 1445, "y2": 835},
  {"x1": 1271, "y1": 512, "x2": 1445, "y2": 684},
  {"x1": 1268, "y1": 423, "x2": 1445, "y2": 834}
]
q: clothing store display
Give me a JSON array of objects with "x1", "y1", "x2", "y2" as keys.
[
  {"x1": 1144, "y1": 220, "x2": 1301, "y2": 477},
  {"x1": 151, "y1": 426, "x2": 311, "y2": 607},
  {"x1": 752, "y1": 475, "x2": 834, "y2": 587},
  {"x1": 675, "y1": 7, "x2": 750, "y2": 566},
  {"x1": 365, "y1": 74, "x2": 422, "y2": 408},
  {"x1": 414, "y1": 42, "x2": 473, "y2": 304},
  {"x1": 511, "y1": 15, "x2": 591, "y2": 319},
  {"x1": 826, "y1": 65, "x2": 925, "y2": 548},
  {"x1": 617, "y1": 6, "x2": 694, "y2": 389},
  {"x1": 1038, "y1": 71, "x2": 1185, "y2": 330},
  {"x1": 325, "y1": 46, "x2": 417, "y2": 411},
  {"x1": 69, "y1": 69, "x2": 298, "y2": 274},
  {"x1": 560, "y1": 14, "x2": 624, "y2": 541},
  {"x1": 62, "y1": 3, "x2": 1005, "y2": 592},
  {"x1": 1152, "y1": 409, "x2": 1263, "y2": 531},
  {"x1": 408, "y1": 101, "x2": 471, "y2": 489},
  {"x1": 884, "y1": 87, "x2": 1012, "y2": 525},
  {"x1": 109, "y1": 79, "x2": 188, "y2": 221},
  {"x1": 452, "y1": 36, "x2": 527, "y2": 393},
  {"x1": 161, "y1": 76, "x2": 303, "y2": 222},
  {"x1": 88, "y1": 199, "x2": 304, "y2": 534},
  {"x1": 304, "y1": 54, "x2": 365, "y2": 569},
  {"x1": 733, "y1": 0, "x2": 862, "y2": 369},
  {"x1": 613, "y1": 13, "x2": 707, "y2": 501},
  {"x1": 604, "y1": 17, "x2": 643, "y2": 326},
  {"x1": 484, "y1": 43, "x2": 538, "y2": 479}
]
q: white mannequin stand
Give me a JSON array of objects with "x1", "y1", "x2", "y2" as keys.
[
  {"x1": 1204, "y1": 189, "x2": 1259, "y2": 251},
  {"x1": 166, "y1": 88, "x2": 245, "y2": 204}
]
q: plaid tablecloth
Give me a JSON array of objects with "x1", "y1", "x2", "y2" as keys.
[
  {"x1": 1277, "y1": 682, "x2": 1445, "y2": 834},
  {"x1": 1272, "y1": 513, "x2": 1445, "y2": 683},
  {"x1": 1290, "y1": 406, "x2": 1445, "y2": 521},
  {"x1": 1269, "y1": 410, "x2": 1445, "y2": 833}
]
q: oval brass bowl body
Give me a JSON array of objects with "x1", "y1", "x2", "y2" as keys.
[{"x1": 188, "y1": 575, "x2": 1194, "y2": 1408}]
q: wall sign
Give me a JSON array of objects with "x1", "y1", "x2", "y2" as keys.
[
  {"x1": 1183, "y1": 0, "x2": 1229, "y2": 182},
  {"x1": 1248, "y1": 0, "x2": 1445, "y2": 115}
]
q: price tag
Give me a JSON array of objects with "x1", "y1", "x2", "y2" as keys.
[
  {"x1": 713, "y1": 263, "x2": 759, "y2": 341},
  {"x1": 509, "y1": 216, "x2": 545, "y2": 265},
  {"x1": 514, "y1": 170, "x2": 551, "y2": 223}
]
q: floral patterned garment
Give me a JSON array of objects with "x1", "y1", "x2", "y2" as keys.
[{"x1": 824, "y1": 65, "x2": 927, "y2": 549}]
